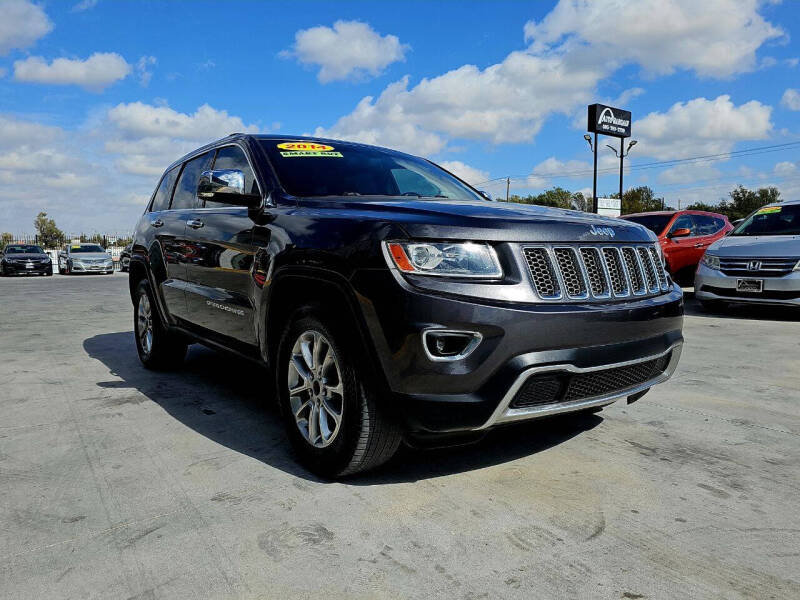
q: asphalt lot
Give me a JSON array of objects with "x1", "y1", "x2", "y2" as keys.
[{"x1": 1, "y1": 272, "x2": 799, "y2": 599}]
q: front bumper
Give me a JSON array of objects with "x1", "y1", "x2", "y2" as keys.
[
  {"x1": 2, "y1": 262, "x2": 52, "y2": 275},
  {"x1": 695, "y1": 263, "x2": 800, "y2": 306},
  {"x1": 352, "y1": 270, "x2": 684, "y2": 434}
]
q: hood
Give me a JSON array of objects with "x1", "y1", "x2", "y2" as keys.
[
  {"x1": 304, "y1": 197, "x2": 653, "y2": 243},
  {"x1": 708, "y1": 234, "x2": 800, "y2": 257},
  {"x1": 72, "y1": 252, "x2": 111, "y2": 260}
]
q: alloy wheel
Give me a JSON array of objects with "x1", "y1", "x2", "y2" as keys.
[
  {"x1": 137, "y1": 291, "x2": 154, "y2": 356},
  {"x1": 287, "y1": 330, "x2": 344, "y2": 448}
]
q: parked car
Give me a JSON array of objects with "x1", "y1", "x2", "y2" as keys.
[
  {"x1": 0, "y1": 244, "x2": 53, "y2": 276},
  {"x1": 128, "y1": 134, "x2": 684, "y2": 477},
  {"x1": 120, "y1": 244, "x2": 132, "y2": 272},
  {"x1": 695, "y1": 200, "x2": 800, "y2": 310},
  {"x1": 621, "y1": 210, "x2": 733, "y2": 285},
  {"x1": 58, "y1": 243, "x2": 114, "y2": 274}
]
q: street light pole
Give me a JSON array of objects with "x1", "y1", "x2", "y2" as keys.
[
  {"x1": 619, "y1": 137, "x2": 624, "y2": 202},
  {"x1": 592, "y1": 132, "x2": 598, "y2": 213}
]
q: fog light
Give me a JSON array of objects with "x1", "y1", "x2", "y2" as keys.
[{"x1": 422, "y1": 329, "x2": 482, "y2": 361}]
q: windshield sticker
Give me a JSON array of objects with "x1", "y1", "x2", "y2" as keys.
[
  {"x1": 277, "y1": 141, "x2": 341, "y2": 157},
  {"x1": 756, "y1": 206, "x2": 781, "y2": 215},
  {"x1": 277, "y1": 142, "x2": 334, "y2": 152},
  {"x1": 71, "y1": 245, "x2": 81, "y2": 249}
]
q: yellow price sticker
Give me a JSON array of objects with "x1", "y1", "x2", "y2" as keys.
[
  {"x1": 757, "y1": 206, "x2": 781, "y2": 215},
  {"x1": 277, "y1": 142, "x2": 334, "y2": 152}
]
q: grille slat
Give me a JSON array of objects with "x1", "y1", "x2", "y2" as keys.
[
  {"x1": 719, "y1": 256, "x2": 799, "y2": 278},
  {"x1": 525, "y1": 244, "x2": 667, "y2": 301}
]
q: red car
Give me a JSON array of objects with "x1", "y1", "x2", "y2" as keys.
[{"x1": 622, "y1": 210, "x2": 733, "y2": 285}]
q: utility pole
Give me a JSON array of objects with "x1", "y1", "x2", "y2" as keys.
[{"x1": 506, "y1": 177, "x2": 510, "y2": 202}]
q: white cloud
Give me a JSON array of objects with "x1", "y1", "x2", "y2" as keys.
[
  {"x1": 104, "y1": 101, "x2": 262, "y2": 175},
  {"x1": 283, "y1": 20, "x2": 408, "y2": 83},
  {"x1": 658, "y1": 163, "x2": 721, "y2": 185},
  {"x1": 524, "y1": 0, "x2": 783, "y2": 79},
  {"x1": 437, "y1": 161, "x2": 489, "y2": 185},
  {"x1": 72, "y1": 0, "x2": 98, "y2": 11},
  {"x1": 13, "y1": 52, "x2": 131, "y2": 92},
  {"x1": 136, "y1": 55, "x2": 156, "y2": 86},
  {"x1": 0, "y1": 0, "x2": 52, "y2": 55},
  {"x1": 781, "y1": 89, "x2": 800, "y2": 111},
  {"x1": 634, "y1": 95, "x2": 772, "y2": 160},
  {"x1": 774, "y1": 161, "x2": 797, "y2": 176},
  {"x1": 316, "y1": 0, "x2": 780, "y2": 153}
]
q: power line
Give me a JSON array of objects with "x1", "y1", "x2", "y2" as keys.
[{"x1": 471, "y1": 140, "x2": 800, "y2": 187}]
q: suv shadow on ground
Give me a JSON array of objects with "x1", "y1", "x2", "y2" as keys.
[{"x1": 83, "y1": 331, "x2": 601, "y2": 483}]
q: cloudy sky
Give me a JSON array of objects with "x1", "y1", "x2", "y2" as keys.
[{"x1": 1, "y1": 0, "x2": 799, "y2": 234}]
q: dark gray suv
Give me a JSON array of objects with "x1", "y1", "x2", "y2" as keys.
[{"x1": 128, "y1": 134, "x2": 684, "y2": 477}]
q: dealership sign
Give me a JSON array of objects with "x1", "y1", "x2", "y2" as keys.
[{"x1": 587, "y1": 104, "x2": 631, "y2": 138}]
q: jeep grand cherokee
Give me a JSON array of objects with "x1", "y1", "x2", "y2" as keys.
[{"x1": 128, "y1": 134, "x2": 684, "y2": 477}]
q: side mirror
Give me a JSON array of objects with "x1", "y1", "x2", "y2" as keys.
[
  {"x1": 197, "y1": 169, "x2": 261, "y2": 208},
  {"x1": 668, "y1": 227, "x2": 691, "y2": 238},
  {"x1": 477, "y1": 189, "x2": 492, "y2": 200}
]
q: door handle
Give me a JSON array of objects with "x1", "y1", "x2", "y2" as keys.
[
  {"x1": 694, "y1": 243, "x2": 707, "y2": 248},
  {"x1": 186, "y1": 219, "x2": 204, "y2": 229},
  {"x1": 151, "y1": 218, "x2": 164, "y2": 228}
]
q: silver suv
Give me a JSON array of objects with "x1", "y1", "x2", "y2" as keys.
[{"x1": 695, "y1": 199, "x2": 800, "y2": 308}]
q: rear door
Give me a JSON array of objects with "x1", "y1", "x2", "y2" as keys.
[{"x1": 183, "y1": 144, "x2": 259, "y2": 346}]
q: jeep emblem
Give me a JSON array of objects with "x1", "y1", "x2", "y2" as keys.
[{"x1": 589, "y1": 225, "x2": 616, "y2": 238}]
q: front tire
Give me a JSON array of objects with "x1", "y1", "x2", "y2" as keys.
[
  {"x1": 276, "y1": 313, "x2": 402, "y2": 478},
  {"x1": 133, "y1": 279, "x2": 187, "y2": 370}
]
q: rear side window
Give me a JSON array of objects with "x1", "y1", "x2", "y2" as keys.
[
  {"x1": 171, "y1": 151, "x2": 213, "y2": 210},
  {"x1": 150, "y1": 166, "x2": 179, "y2": 212},
  {"x1": 206, "y1": 145, "x2": 258, "y2": 208}
]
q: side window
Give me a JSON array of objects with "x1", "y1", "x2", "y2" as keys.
[
  {"x1": 669, "y1": 215, "x2": 696, "y2": 236},
  {"x1": 150, "y1": 166, "x2": 179, "y2": 212},
  {"x1": 206, "y1": 145, "x2": 258, "y2": 208},
  {"x1": 693, "y1": 215, "x2": 722, "y2": 236},
  {"x1": 171, "y1": 151, "x2": 213, "y2": 210}
]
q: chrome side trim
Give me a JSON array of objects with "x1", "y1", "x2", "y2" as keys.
[
  {"x1": 476, "y1": 342, "x2": 683, "y2": 430},
  {"x1": 421, "y1": 329, "x2": 483, "y2": 362}
]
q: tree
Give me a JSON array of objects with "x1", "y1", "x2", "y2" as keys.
[
  {"x1": 619, "y1": 186, "x2": 668, "y2": 214},
  {"x1": 720, "y1": 185, "x2": 780, "y2": 221},
  {"x1": 34, "y1": 212, "x2": 65, "y2": 249},
  {"x1": 0, "y1": 232, "x2": 13, "y2": 251},
  {"x1": 508, "y1": 187, "x2": 574, "y2": 209}
]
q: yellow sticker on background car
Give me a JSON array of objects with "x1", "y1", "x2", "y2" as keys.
[
  {"x1": 277, "y1": 142, "x2": 334, "y2": 152},
  {"x1": 757, "y1": 206, "x2": 781, "y2": 214}
]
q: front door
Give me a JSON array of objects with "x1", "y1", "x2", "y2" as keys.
[{"x1": 184, "y1": 145, "x2": 259, "y2": 346}]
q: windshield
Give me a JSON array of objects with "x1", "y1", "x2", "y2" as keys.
[
  {"x1": 4, "y1": 245, "x2": 44, "y2": 254},
  {"x1": 731, "y1": 204, "x2": 800, "y2": 236},
  {"x1": 622, "y1": 214, "x2": 673, "y2": 235},
  {"x1": 260, "y1": 140, "x2": 484, "y2": 201},
  {"x1": 71, "y1": 244, "x2": 105, "y2": 253}
]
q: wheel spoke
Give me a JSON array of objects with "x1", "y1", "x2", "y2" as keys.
[
  {"x1": 300, "y1": 337, "x2": 314, "y2": 371},
  {"x1": 321, "y1": 397, "x2": 342, "y2": 427},
  {"x1": 327, "y1": 382, "x2": 343, "y2": 397},
  {"x1": 291, "y1": 398, "x2": 311, "y2": 418},
  {"x1": 289, "y1": 380, "x2": 310, "y2": 396},
  {"x1": 290, "y1": 355, "x2": 312, "y2": 382},
  {"x1": 307, "y1": 404, "x2": 319, "y2": 444}
]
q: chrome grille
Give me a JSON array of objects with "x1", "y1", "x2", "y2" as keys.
[
  {"x1": 553, "y1": 248, "x2": 587, "y2": 298},
  {"x1": 522, "y1": 247, "x2": 560, "y2": 298},
  {"x1": 719, "y1": 257, "x2": 799, "y2": 278},
  {"x1": 523, "y1": 244, "x2": 669, "y2": 302},
  {"x1": 580, "y1": 248, "x2": 610, "y2": 298}
]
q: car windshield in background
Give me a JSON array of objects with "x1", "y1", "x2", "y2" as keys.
[
  {"x1": 4, "y1": 245, "x2": 44, "y2": 254},
  {"x1": 260, "y1": 140, "x2": 484, "y2": 201},
  {"x1": 623, "y1": 214, "x2": 673, "y2": 235},
  {"x1": 732, "y1": 204, "x2": 800, "y2": 236},
  {"x1": 72, "y1": 244, "x2": 105, "y2": 253}
]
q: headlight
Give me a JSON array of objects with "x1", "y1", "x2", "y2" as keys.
[
  {"x1": 794, "y1": 260, "x2": 800, "y2": 272},
  {"x1": 385, "y1": 241, "x2": 503, "y2": 278},
  {"x1": 701, "y1": 253, "x2": 720, "y2": 270}
]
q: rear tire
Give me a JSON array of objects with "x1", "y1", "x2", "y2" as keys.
[
  {"x1": 133, "y1": 279, "x2": 187, "y2": 370},
  {"x1": 276, "y1": 312, "x2": 402, "y2": 478}
]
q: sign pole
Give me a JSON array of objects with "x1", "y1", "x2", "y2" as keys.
[
  {"x1": 619, "y1": 137, "x2": 624, "y2": 203},
  {"x1": 592, "y1": 132, "x2": 598, "y2": 214}
]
